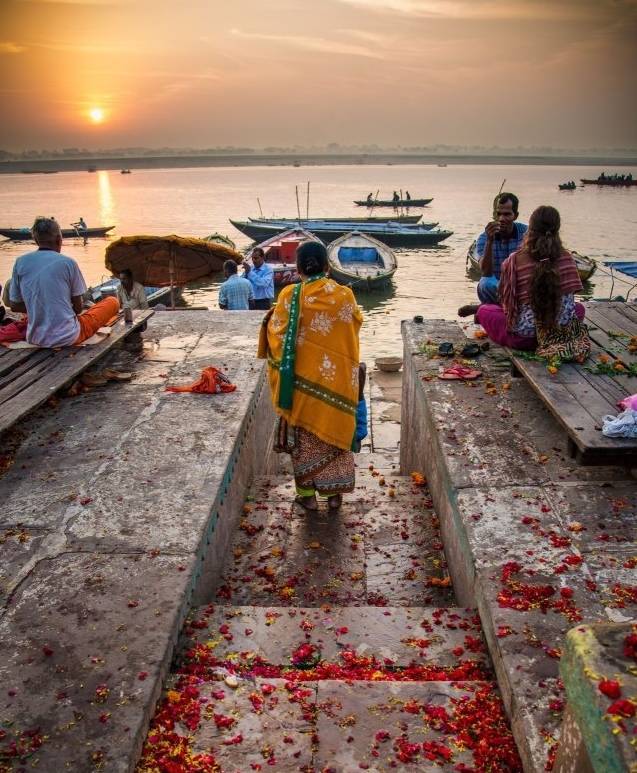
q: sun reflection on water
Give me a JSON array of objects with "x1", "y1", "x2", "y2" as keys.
[{"x1": 97, "y1": 170, "x2": 115, "y2": 226}]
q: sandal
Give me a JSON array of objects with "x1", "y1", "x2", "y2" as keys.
[
  {"x1": 328, "y1": 494, "x2": 342, "y2": 510},
  {"x1": 294, "y1": 495, "x2": 318, "y2": 512},
  {"x1": 438, "y1": 342, "x2": 455, "y2": 357},
  {"x1": 438, "y1": 365, "x2": 482, "y2": 381},
  {"x1": 460, "y1": 343, "x2": 481, "y2": 358}
]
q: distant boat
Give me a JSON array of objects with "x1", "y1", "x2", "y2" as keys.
[
  {"x1": 20, "y1": 170, "x2": 58, "y2": 175},
  {"x1": 559, "y1": 182, "x2": 576, "y2": 190},
  {"x1": 230, "y1": 218, "x2": 452, "y2": 248},
  {"x1": 245, "y1": 227, "x2": 322, "y2": 287},
  {"x1": 437, "y1": 163, "x2": 448, "y2": 167},
  {"x1": 87, "y1": 166, "x2": 97, "y2": 173},
  {"x1": 353, "y1": 198, "x2": 433, "y2": 207},
  {"x1": 121, "y1": 169, "x2": 132, "y2": 174},
  {"x1": 0, "y1": 225, "x2": 115, "y2": 241},
  {"x1": 580, "y1": 177, "x2": 636, "y2": 187},
  {"x1": 249, "y1": 214, "x2": 424, "y2": 224},
  {"x1": 466, "y1": 240, "x2": 597, "y2": 282},
  {"x1": 327, "y1": 231, "x2": 397, "y2": 290}
]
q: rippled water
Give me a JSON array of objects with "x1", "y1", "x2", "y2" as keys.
[{"x1": 1, "y1": 164, "x2": 635, "y2": 358}]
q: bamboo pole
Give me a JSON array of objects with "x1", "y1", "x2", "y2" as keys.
[
  {"x1": 306, "y1": 181, "x2": 310, "y2": 219},
  {"x1": 257, "y1": 197, "x2": 263, "y2": 218},
  {"x1": 295, "y1": 185, "x2": 301, "y2": 222}
]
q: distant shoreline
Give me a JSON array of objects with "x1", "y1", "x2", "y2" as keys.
[{"x1": 2, "y1": 153, "x2": 637, "y2": 175}]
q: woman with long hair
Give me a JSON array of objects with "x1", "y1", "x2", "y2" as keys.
[
  {"x1": 475, "y1": 205, "x2": 590, "y2": 361},
  {"x1": 258, "y1": 241, "x2": 362, "y2": 511}
]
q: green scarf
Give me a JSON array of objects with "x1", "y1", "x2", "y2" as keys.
[{"x1": 277, "y1": 274, "x2": 325, "y2": 410}]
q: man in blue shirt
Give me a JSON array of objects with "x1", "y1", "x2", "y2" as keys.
[
  {"x1": 219, "y1": 260, "x2": 254, "y2": 310},
  {"x1": 472, "y1": 192, "x2": 527, "y2": 305},
  {"x1": 244, "y1": 248, "x2": 274, "y2": 310}
]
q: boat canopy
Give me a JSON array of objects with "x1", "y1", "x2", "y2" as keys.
[{"x1": 339, "y1": 246, "x2": 380, "y2": 264}]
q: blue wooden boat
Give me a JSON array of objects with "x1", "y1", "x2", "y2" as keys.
[
  {"x1": 327, "y1": 232, "x2": 397, "y2": 290},
  {"x1": 0, "y1": 226, "x2": 115, "y2": 241}
]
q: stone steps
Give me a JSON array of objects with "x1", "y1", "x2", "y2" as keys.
[
  {"x1": 214, "y1": 466, "x2": 455, "y2": 609},
  {"x1": 138, "y1": 455, "x2": 523, "y2": 771}
]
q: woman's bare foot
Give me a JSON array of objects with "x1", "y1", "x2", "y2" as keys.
[
  {"x1": 328, "y1": 494, "x2": 343, "y2": 510},
  {"x1": 458, "y1": 304, "x2": 480, "y2": 318}
]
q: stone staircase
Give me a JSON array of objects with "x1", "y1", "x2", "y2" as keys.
[{"x1": 137, "y1": 460, "x2": 522, "y2": 771}]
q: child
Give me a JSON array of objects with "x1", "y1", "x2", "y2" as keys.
[{"x1": 353, "y1": 362, "x2": 368, "y2": 452}]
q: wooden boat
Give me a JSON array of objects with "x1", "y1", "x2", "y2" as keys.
[
  {"x1": 466, "y1": 240, "x2": 597, "y2": 282},
  {"x1": 121, "y1": 169, "x2": 132, "y2": 174},
  {"x1": 559, "y1": 182, "x2": 576, "y2": 190},
  {"x1": 20, "y1": 170, "x2": 58, "y2": 174},
  {"x1": 90, "y1": 278, "x2": 179, "y2": 307},
  {"x1": 204, "y1": 232, "x2": 237, "y2": 250},
  {"x1": 327, "y1": 232, "x2": 397, "y2": 290},
  {"x1": 0, "y1": 225, "x2": 115, "y2": 241},
  {"x1": 249, "y1": 214, "x2": 423, "y2": 224},
  {"x1": 580, "y1": 178, "x2": 636, "y2": 187},
  {"x1": 245, "y1": 228, "x2": 322, "y2": 287},
  {"x1": 230, "y1": 219, "x2": 451, "y2": 248},
  {"x1": 353, "y1": 198, "x2": 433, "y2": 207}
]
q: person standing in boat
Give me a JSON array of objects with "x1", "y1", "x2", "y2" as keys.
[
  {"x1": 467, "y1": 192, "x2": 527, "y2": 307},
  {"x1": 405, "y1": 191, "x2": 411, "y2": 201},
  {"x1": 392, "y1": 191, "x2": 399, "y2": 203},
  {"x1": 9, "y1": 217, "x2": 119, "y2": 347},
  {"x1": 117, "y1": 269, "x2": 148, "y2": 310},
  {"x1": 244, "y1": 248, "x2": 274, "y2": 310},
  {"x1": 366, "y1": 192, "x2": 373, "y2": 205}
]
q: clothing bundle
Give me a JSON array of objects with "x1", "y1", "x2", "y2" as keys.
[
  {"x1": 165, "y1": 366, "x2": 236, "y2": 394},
  {"x1": 602, "y1": 409, "x2": 637, "y2": 439}
]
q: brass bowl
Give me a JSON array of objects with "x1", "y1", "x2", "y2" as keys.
[{"x1": 375, "y1": 356, "x2": 403, "y2": 372}]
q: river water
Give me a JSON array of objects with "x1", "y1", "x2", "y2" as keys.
[{"x1": 1, "y1": 164, "x2": 635, "y2": 359}]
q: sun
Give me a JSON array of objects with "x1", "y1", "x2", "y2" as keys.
[{"x1": 89, "y1": 107, "x2": 105, "y2": 124}]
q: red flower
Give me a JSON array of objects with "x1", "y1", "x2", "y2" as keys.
[
  {"x1": 606, "y1": 699, "x2": 635, "y2": 718},
  {"x1": 374, "y1": 730, "x2": 390, "y2": 743},
  {"x1": 598, "y1": 679, "x2": 621, "y2": 699},
  {"x1": 560, "y1": 588, "x2": 574, "y2": 599}
]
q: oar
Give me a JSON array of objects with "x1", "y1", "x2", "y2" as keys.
[
  {"x1": 257, "y1": 197, "x2": 264, "y2": 218},
  {"x1": 295, "y1": 185, "x2": 301, "y2": 223},
  {"x1": 306, "y1": 181, "x2": 310, "y2": 219}
]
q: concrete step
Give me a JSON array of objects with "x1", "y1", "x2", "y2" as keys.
[
  {"x1": 214, "y1": 467, "x2": 455, "y2": 608},
  {"x1": 141, "y1": 677, "x2": 510, "y2": 772},
  {"x1": 182, "y1": 605, "x2": 491, "y2": 673}
]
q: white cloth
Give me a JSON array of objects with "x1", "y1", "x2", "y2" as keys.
[
  {"x1": 10, "y1": 248, "x2": 86, "y2": 346},
  {"x1": 602, "y1": 409, "x2": 637, "y2": 438}
]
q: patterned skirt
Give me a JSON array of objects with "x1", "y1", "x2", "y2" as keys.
[{"x1": 290, "y1": 427, "x2": 355, "y2": 494}]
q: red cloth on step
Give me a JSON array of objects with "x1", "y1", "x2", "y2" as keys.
[{"x1": 165, "y1": 366, "x2": 236, "y2": 394}]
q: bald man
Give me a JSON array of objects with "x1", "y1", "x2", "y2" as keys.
[{"x1": 10, "y1": 217, "x2": 120, "y2": 347}]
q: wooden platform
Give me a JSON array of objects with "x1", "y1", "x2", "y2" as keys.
[
  {"x1": 509, "y1": 301, "x2": 637, "y2": 465},
  {"x1": 0, "y1": 309, "x2": 153, "y2": 435}
]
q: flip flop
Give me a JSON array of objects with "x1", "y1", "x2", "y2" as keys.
[
  {"x1": 438, "y1": 342, "x2": 455, "y2": 357},
  {"x1": 438, "y1": 365, "x2": 482, "y2": 381},
  {"x1": 460, "y1": 343, "x2": 481, "y2": 357},
  {"x1": 294, "y1": 495, "x2": 318, "y2": 512}
]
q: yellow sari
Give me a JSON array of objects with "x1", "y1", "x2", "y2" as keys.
[{"x1": 258, "y1": 275, "x2": 362, "y2": 452}]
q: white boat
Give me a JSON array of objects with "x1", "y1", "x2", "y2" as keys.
[{"x1": 327, "y1": 231, "x2": 398, "y2": 290}]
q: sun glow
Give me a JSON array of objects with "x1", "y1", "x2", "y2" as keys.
[{"x1": 89, "y1": 107, "x2": 105, "y2": 124}]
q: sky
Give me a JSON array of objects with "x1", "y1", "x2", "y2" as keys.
[{"x1": 1, "y1": 0, "x2": 636, "y2": 152}]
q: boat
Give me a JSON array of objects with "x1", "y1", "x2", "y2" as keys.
[
  {"x1": 0, "y1": 225, "x2": 116, "y2": 241},
  {"x1": 580, "y1": 177, "x2": 636, "y2": 187},
  {"x1": 353, "y1": 198, "x2": 433, "y2": 207},
  {"x1": 466, "y1": 240, "x2": 597, "y2": 282},
  {"x1": 204, "y1": 232, "x2": 237, "y2": 250},
  {"x1": 438, "y1": 163, "x2": 448, "y2": 167},
  {"x1": 245, "y1": 227, "x2": 322, "y2": 287},
  {"x1": 87, "y1": 166, "x2": 97, "y2": 173},
  {"x1": 20, "y1": 170, "x2": 58, "y2": 174},
  {"x1": 249, "y1": 217, "x2": 439, "y2": 231},
  {"x1": 89, "y1": 277, "x2": 180, "y2": 307},
  {"x1": 559, "y1": 182, "x2": 576, "y2": 190},
  {"x1": 327, "y1": 231, "x2": 397, "y2": 290},
  {"x1": 249, "y1": 214, "x2": 423, "y2": 224},
  {"x1": 121, "y1": 169, "x2": 132, "y2": 174},
  {"x1": 230, "y1": 219, "x2": 452, "y2": 248}
]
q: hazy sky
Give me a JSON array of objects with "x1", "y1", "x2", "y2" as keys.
[{"x1": 1, "y1": 0, "x2": 636, "y2": 151}]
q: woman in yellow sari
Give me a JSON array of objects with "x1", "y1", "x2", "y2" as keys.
[{"x1": 258, "y1": 241, "x2": 363, "y2": 511}]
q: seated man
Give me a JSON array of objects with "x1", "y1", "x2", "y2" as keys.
[
  {"x1": 9, "y1": 216, "x2": 119, "y2": 347},
  {"x1": 471, "y1": 192, "x2": 527, "y2": 306},
  {"x1": 117, "y1": 268, "x2": 149, "y2": 310},
  {"x1": 219, "y1": 260, "x2": 254, "y2": 310}
]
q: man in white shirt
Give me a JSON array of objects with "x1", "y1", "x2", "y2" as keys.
[{"x1": 10, "y1": 217, "x2": 119, "y2": 347}]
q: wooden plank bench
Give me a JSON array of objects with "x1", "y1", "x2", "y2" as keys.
[
  {"x1": 507, "y1": 301, "x2": 637, "y2": 466},
  {"x1": 0, "y1": 309, "x2": 153, "y2": 435}
]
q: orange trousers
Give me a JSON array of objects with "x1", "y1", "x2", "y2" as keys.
[{"x1": 75, "y1": 296, "x2": 120, "y2": 344}]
